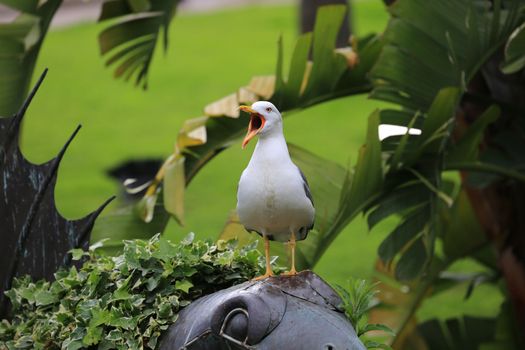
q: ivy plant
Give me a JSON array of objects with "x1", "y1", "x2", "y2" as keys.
[{"x1": 0, "y1": 234, "x2": 263, "y2": 349}]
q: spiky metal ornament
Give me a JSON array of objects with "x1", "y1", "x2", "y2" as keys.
[{"x1": 0, "y1": 70, "x2": 114, "y2": 318}]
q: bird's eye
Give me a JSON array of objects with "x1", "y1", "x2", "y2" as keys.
[{"x1": 266, "y1": 107, "x2": 272, "y2": 112}]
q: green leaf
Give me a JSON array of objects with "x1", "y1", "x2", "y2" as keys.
[
  {"x1": 418, "y1": 316, "x2": 497, "y2": 350},
  {"x1": 0, "y1": 9, "x2": 44, "y2": 115},
  {"x1": 97, "y1": 0, "x2": 180, "y2": 88},
  {"x1": 361, "y1": 323, "x2": 395, "y2": 335},
  {"x1": 378, "y1": 206, "x2": 428, "y2": 264},
  {"x1": 163, "y1": 155, "x2": 185, "y2": 225},
  {"x1": 371, "y1": 0, "x2": 521, "y2": 112},
  {"x1": 0, "y1": 0, "x2": 38, "y2": 13},
  {"x1": 278, "y1": 33, "x2": 312, "y2": 107},
  {"x1": 442, "y1": 190, "x2": 487, "y2": 259},
  {"x1": 83, "y1": 325, "x2": 103, "y2": 346},
  {"x1": 501, "y1": 22, "x2": 525, "y2": 74},
  {"x1": 1, "y1": 236, "x2": 262, "y2": 348},
  {"x1": 334, "y1": 110, "x2": 383, "y2": 231},
  {"x1": 395, "y1": 237, "x2": 428, "y2": 281},
  {"x1": 128, "y1": 0, "x2": 151, "y2": 12},
  {"x1": 418, "y1": 87, "x2": 461, "y2": 154},
  {"x1": 301, "y1": 5, "x2": 348, "y2": 102},
  {"x1": 90, "y1": 308, "x2": 112, "y2": 327},
  {"x1": 34, "y1": 289, "x2": 58, "y2": 306},
  {"x1": 69, "y1": 248, "x2": 87, "y2": 261},
  {"x1": 367, "y1": 184, "x2": 428, "y2": 229},
  {"x1": 336, "y1": 279, "x2": 393, "y2": 350},
  {"x1": 445, "y1": 161, "x2": 525, "y2": 183},
  {"x1": 364, "y1": 340, "x2": 393, "y2": 350},
  {"x1": 175, "y1": 279, "x2": 193, "y2": 293}
]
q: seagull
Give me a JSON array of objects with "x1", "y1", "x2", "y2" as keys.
[{"x1": 237, "y1": 101, "x2": 315, "y2": 279}]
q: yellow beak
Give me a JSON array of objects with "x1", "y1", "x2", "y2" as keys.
[{"x1": 239, "y1": 105, "x2": 266, "y2": 149}]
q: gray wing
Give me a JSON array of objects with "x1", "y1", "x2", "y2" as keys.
[
  {"x1": 297, "y1": 166, "x2": 314, "y2": 207},
  {"x1": 297, "y1": 166, "x2": 315, "y2": 240}
]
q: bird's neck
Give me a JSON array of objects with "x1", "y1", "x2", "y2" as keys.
[{"x1": 251, "y1": 130, "x2": 291, "y2": 165}]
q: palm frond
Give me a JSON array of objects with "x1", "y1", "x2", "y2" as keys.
[{"x1": 98, "y1": 0, "x2": 180, "y2": 88}]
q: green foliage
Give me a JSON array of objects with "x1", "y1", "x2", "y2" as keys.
[
  {"x1": 366, "y1": 0, "x2": 525, "y2": 282},
  {"x1": 335, "y1": 279, "x2": 394, "y2": 350},
  {"x1": 418, "y1": 315, "x2": 497, "y2": 350},
  {"x1": 502, "y1": 22, "x2": 525, "y2": 74},
  {"x1": 0, "y1": 0, "x2": 183, "y2": 115},
  {"x1": 98, "y1": 0, "x2": 181, "y2": 88},
  {"x1": 0, "y1": 235, "x2": 263, "y2": 349},
  {"x1": 0, "y1": 0, "x2": 62, "y2": 115}
]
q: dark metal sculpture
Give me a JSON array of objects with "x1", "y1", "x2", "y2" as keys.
[
  {"x1": 160, "y1": 271, "x2": 365, "y2": 350},
  {"x1": 0, "y1": 70, "x2": 114, "y2": 318}
]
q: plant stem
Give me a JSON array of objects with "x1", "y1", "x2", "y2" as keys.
[{"x1": 445, "y1": 161, "x2": 525, "y2": 183}]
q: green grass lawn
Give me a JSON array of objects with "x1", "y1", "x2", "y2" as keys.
[{"x1": 22, "y1": 0, "x2": 501, "y2": 326}]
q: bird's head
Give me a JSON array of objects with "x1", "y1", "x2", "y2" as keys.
[{"x1": 239, "y1": 101, "x2": 282, "y2": 148}]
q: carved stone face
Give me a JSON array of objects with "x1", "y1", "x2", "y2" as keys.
[{"x1": 159, "y1": 271, "x2": 366, "y2": 350}]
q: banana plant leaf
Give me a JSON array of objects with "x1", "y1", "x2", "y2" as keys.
[
  {"x1": 418, "y1": 316, "x2": 497, "y2": 350},
  {"x1": 98, "y1": 0, "x2": 180, "y2": 88},
  {"x1": 0, "y1": 71, "x2": 113, "y2": 318},
  {"x1": 363, "y1": 0, "x2": 525, "y2": 282},
  {"x1": 368, "y1": 187, "x2": 492, "y2": 348},
  {"x1": 140, "y1": 5, "x2": 382, "y2": 227},
  {"x1": 370, "y1": 0, "x2": 523, "y2": 111},
  {"x1": 0, "y1": 0, "x2": 62, "y2": 116}
]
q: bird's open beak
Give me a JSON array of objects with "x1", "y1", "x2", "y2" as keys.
[{"x1": 239, "y1": 105, "x2": 266, "y2": 149}]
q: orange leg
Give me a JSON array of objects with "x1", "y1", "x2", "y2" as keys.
[
  {"x1": 283, "y1": 232, "x2": 298, "y2": 276},
  {"x1": 252, "y1": 236, "x2": 274, "y2": 280}
]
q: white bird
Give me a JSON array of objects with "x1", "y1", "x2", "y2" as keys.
[{"x1": 237, "y1": 101, "x2": 315, "y2": 279}]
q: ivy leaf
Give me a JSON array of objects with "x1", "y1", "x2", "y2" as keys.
[
  {"x1": 1, "y1": 235, "x2": 262, "y2": 349},
  {"x1": 34, "y1": 289, "x2": 58, "y2": 306},
  {"x1": 175, "y1": 279, "x2": 193, "y2": 294}
]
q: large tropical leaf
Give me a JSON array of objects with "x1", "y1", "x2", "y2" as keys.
[
  {"x1": 98, "y1": 0, "x2": 180, "y2": 88},
  {"x1": 140, "y1": 5, "x2": 382, "y2": 226},
  {"x1": 0, "y1": 0, "x2": 62, "y2": 115},
  {"x1": 0, "y1": 71, "x2": 113, "y2": 318},
  {"x1": 365, "y1": 88, "x2": 463, "y2": 281},
  {"x1": 370, "y1": 0, "x2": 524, "y2": 111},
  {"x1": 418, "y1": 316, "x2": 497, "y2": 350},
  {"x1": 368, "y1": 186, "x2": 493, "y2": 348},
  {"x1": 364, "y1": 0, "x2": 525, "y2": 282},
  {"x1": 308, "y1": 109, "x2": 384, "y2": 265}
]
